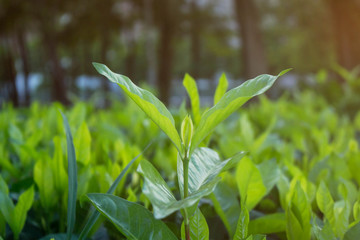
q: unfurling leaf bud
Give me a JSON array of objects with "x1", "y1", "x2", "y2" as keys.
[{"x1": 181, "y1": 115, "x2": 194, "y2": 149}]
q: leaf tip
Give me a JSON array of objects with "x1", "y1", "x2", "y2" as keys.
[{"x1": 279, "y1": 68, "x2": 293, "y2": 76}]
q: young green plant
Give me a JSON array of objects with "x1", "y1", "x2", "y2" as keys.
[{"x1": 93, "y1": 63, "x2": 289, "y2": 239}]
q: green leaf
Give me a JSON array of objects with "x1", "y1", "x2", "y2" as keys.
[
  {"x1": 258, "y1": 159, "x2": 280, "y2": 194},
  {"x1": 233, "y1": 202, "x2": 249, "y2": 240},
  {"x1": 178, "y1": 148, "x2": 246, "y2": 197},
  {"x1": 181, "y1": 208, "x2": 209, "y2": 240},
  {"x1": 183, "y1": 74, "x2": 201, "y2": 125},
  {"x1": 79, "y1": 142, "x2": 152, "y2": 240},
  {"x1": 316, "y1": 182, "x2": 335, "y2": 232},
  {"x1": 93, "y1": 63, "x2": 182, "y2": 152},
  {"x1": 61, "y1": 112, "x2": 78, "y2": 240},
  {"x1": 52, "y1": 136, "x2": 68, "y2": 194},
  {"x1": 87, "y1": 193, "x2": 177, "y2": 240},
  {"x1": 0, "y1": 176, "x2": 15, "y2": 236},
  {"x1": 34, "y1": 156, "x2": 56, "y2": 209},
  {"x1": 137, "y1": 159, "x2": 223, "y2": 219},
  {"x1": 190, "y1": 70, "x2": 289, "y2": 155},
  {"x1": 313, "y1": 221, "x2": 337, "y2": 240},
  {"x1": 286, "y1": 182, "x2": 311, "y2": 240},
  {"x1": 248, "y1": 213, "x2": 286, "y2": 235},
  {"x1": 12, "y1": 186, "x2": 35, "y2": 239},
  {"x1": 210, "y1": 182, "x2": 240, "y2": 237},
  {"x1": 236, "y1": 157, "x2": 267, "y2": 210},
  {"x1": 214, "y1": 73, "x2": 228, "y2": 105},
  {"x1": 74, "y1": 122, "x2": 91, "y2": 166},
  {"x1": 343, "y1": 221, "x2": 360, "y2": 240}
]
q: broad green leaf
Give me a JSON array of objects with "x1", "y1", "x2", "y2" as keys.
[
  {"x1": 87, "y1": 194, "x2": 177, "y2": 240},
  {"x1": 61, "y1": 112, "x2": 78, "y2": 240},
  {"x1": 286, "y1": 182, "x2": 311, "y2": 240},
  {"x1": 79, "y1": 142, "x2": 152, "y2": 240},
  {"x1": 190, "y1": 70, "x2": 290, "y2": 155},
  {"x1": 316, "y1": 182, "x2": 335, "y2": 232},
  {"x1": 34, "y1": 156, "x2": 56, "y2": 209},
  {"x1": 137, "y1": 159, "x2": 221, "y2": 219},
  {"x1": 181, "y1": 208, "x2": 209, "y2": 240},
  {"x1": 210, "y1": 182, "x2": 240, "y2": 236},
  {"x1": 93, "y1": 63, "x2": 182, "y2": 152},
  {"x1": 74, "y1": 122, "x2": 91, "y2": 166},
  {"x1": 214, "y1": 73, "x2": 228, "y2": 105},
  {"x1": 183, "y1": 74, "x2": 201, "y2": 125},
  {"x1": 177, "y1": 148, "x2": 246, "y2": 197},
  {"x1": 236, "y1": 157, "x2": 266, "y2": 210},
  {"x1": 248, "y1": 213, "x2": 286, "y2": 235},
  {"x1": 233, "y1": 202, "x2": 249, "y2": 240},
  {"x1": 13, "y1": 186, "x2": 35, "y2": 239},
  {"x1": 343, "y1": 221, "x2": 360, "y2": 240}
]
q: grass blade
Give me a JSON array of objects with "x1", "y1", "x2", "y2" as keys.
[
  {"x1": 78, "y1": 141, "x2": 153, "y2": 240},
  {"x1": 61, "y1": 112, "x2": 78, "y2": 240}
]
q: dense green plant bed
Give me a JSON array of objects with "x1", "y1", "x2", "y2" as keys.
[{"x1": 1, "y1": 65, "x2": 360, "y2": 240}]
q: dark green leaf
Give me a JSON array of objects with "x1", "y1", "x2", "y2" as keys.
[
  {"x1": 79, "y1": 142, "x2": 152, "y2": 240},
  {"x1": 87, "y1": 193, "x2": 177, "y2": 240},
  {"x1": 343, "y1": 221, "x2": 360, "y2": 240}
]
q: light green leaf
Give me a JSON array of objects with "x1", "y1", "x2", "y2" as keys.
[
  {"x1": 248, "y1": 213, "x2": 286, "y2": 235},
  {"x1": 313, "y1": 221, "x2": 337, "y2": 240},
  {"x1": 74, "y1": 122, "x2": 91, "y2": 166},
  {"x1": 233, "y1": 202, "x2": 249, "y2": 240},
  {"x1": 87, "y1": 194, "x2": 177, "y2": 240},
  {"x1": 34, "y1": 156, "x2": 56, "y2": 209},
  {"x1": 181, "y1": 208, "x2": 209, "y2": 240},
  {"x1": 137, "y1": 159, "x2": 221, "y2": 219},
  {"x1": 183, "y1": 74, "x2": 201, "y2": 125},
  {"x1": 286, "y1": 182, "x2": 311, "y2": 240},
  {"x1": 52, "y1": 136, "x2": 67, "y2": 194},
  {"x1": 190, "y1": 70, "x2": 289, "y2": 155},
  {"x1": 93, "y1": 63, "x2": 182, "y2": 152},
  {"x1": 236, "y1": 157, "x2": 267, "y2": 210},
  {"x1": 214, "y1": 73, "x2": 228, "y2": 105},
  {"x1": 61, "y1": 112, "x2": 78, "y2": 240},
  {"x1": 13, "y1": 186, "x2": 35, "y2": 239},
  {"x1": 210, "y1": 182, "x2": 240, "y2": 237},
  {"x1": 316, "y1": 182, "x2": 335, "y2": 232}
]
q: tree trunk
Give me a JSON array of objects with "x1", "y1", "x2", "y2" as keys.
[
  {"x1": 3, "y1": 39, "x2": 18, "y2": 107},
  {"x1": 144, "y1": 0, "x2": 157, "y2": 86},
  {"x1": 157, "y1": 1, "x2": 175, "y2": 105},
  {"x1": 17, "y1": 30, "x2": 30, "y2": 106},
  {"x1": 43, "y1": 32, "x2": 69, "y2": 105},
  {"x1": 234, "y1": 0, "x2": 268, "y2": 79},
  {"x1": 190, "y1": 0, "x2": 201, "y2": 79},
  {"x1": 328, "y1": 0, "x2": 360, "y2": 70}
]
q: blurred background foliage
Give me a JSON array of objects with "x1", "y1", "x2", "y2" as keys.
[{"x1": 0, "y1": 0, "x2": 360, "y2": 107}]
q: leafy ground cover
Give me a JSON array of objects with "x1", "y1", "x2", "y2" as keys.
[{"x1": 1, "y1": 67, "x2": 360, "y2": 239}]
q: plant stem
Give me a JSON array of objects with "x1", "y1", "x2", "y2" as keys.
[{"x1": 183, "y1": 154, "x2": 190, "y2": 240}]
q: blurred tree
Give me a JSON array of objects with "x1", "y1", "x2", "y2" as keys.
[
  {"x1": 328, "y1": 0, "x2": 360, "y2": 70},
  {"x1": 234, "y1": 0, "x2": 268, "y2": 78},
  {"x1": 32, "y1": 0, "x2": 69, "y2": 104},
  {"x1": 153, "y1": 0, "x2": 184, "y2": 105},
  {"x1": 0, "y1": 0, "x2": 32, "y2": 106}
]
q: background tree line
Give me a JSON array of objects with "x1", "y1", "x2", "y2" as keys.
[{"x1": 0, "y1": 0, "x2": 359, "y2": 106}]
